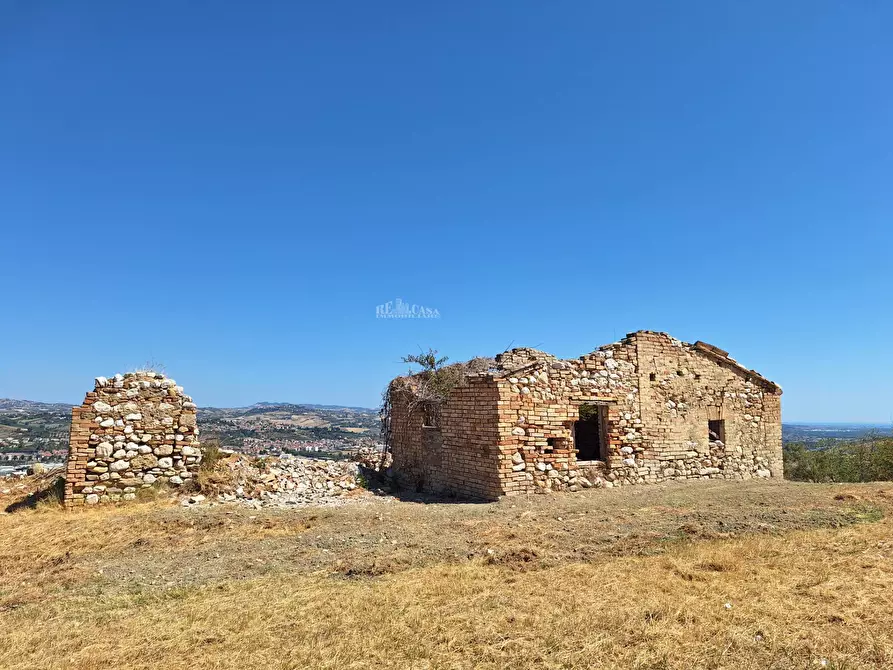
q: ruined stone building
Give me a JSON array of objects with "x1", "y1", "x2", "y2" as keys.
[
  {"x1": 385, "y1": 331, "x2": 782, "y2": 500},
  {"x1": 64, "y1": 372, "x2": 202, "y2": 506}
]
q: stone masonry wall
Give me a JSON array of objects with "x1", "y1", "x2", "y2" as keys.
[
  {"x1": 493, "y1": 341, "x2": 642, "y2": 494},
  {"x1": 634, "y1": 332, "x2": 783, "y2": 483},
  {"x1": 491, "y1": 332, "x2": 783, "y2": 495},
  {"x1": 64, "y1": 372, "x2": 201, "y2": 507},
  {"x1": 387, "y1": 331, "x2": 783, "y2": 500}
]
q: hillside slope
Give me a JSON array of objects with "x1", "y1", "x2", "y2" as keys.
[{"x1": 0, "y1": 480, "x2": 891, "y2": 669}]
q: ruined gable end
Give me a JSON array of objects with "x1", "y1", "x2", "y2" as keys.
[{"x1": 64, "y1": 372, "x2": 202, "y2": 507}]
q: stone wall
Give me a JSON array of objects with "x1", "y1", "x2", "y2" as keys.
[
  {"x1": 634, "y1": 332, "x2": 783, "y2": 483},
  {"x1": 64, "y1": 372, "x2": 201, "y2": 507},
  {"x1": 386, "y1": 331, "x2": 783, "y2": 500}
]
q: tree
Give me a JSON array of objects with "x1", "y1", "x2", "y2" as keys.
[{"x1": 401, "y1": 348, "x2": 448, "y2": 374}]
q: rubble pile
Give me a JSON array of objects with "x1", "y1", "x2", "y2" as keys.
[
  {"x1": 351, "y1": 445, "x2": 392, "y2": 471},
  {"x1": 214, "y1": 448, "x2": 388, "y2": 507}
]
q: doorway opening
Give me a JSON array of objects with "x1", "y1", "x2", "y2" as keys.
[{"x1": 575, "y1": 404, "x2": 608, "y2": 461}]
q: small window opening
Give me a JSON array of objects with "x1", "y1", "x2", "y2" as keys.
[
  {"x1": 649, "y1": 372, "x2": 656, "y2": 382},
  {"x1": 545, "y1": 437, "x2": 556, "y2": 454},
  {"x1": 575, "y1": 404, "x2": 608, "y2": 461},
  {"x1": 708, "y1": 419, "x2": 725, "y2": 444},
  {"x1": 422, "y1": 404, "x2": 438, "y2": 428}
]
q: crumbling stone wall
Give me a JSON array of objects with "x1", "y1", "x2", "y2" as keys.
[
  {"x1": 386, "y1": 331, "x2": 783, "y2": 500},
  {"x1": 64, "y1": 372, "x2": 201, "y2": 507},
  {"x1": 493, "y1": 341, "x2": 641, "y2": 494}
]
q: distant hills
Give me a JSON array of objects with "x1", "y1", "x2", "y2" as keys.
[
  {"x1": 0, "y1": 398, "x2": 74, "y2": 412},
  {"x1": 1, "y1": 399, "x2": 380, "y2": 461},
  {"x1": 783, "y1": 422, "x2": 892, "y2": 444},
  {"x1": 0, "y1": 399, "x2": 378, "y2": 414}
]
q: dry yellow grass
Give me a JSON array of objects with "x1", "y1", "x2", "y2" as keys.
[{"x1": 1, "y1": 481, "x2": 891, "y2": 669}]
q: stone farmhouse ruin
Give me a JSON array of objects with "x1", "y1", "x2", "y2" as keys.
[
  {"x1": 64, "y1": 372, "x2": 202, "y2": 507},
  {"x1": 384, "y1": 331, "x2": 782, "y2": 500}
]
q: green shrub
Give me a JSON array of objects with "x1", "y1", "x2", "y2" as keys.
[
  {"x1": 200, "y1": 438, "x2": 222, "y2": 472},
  {"x1": 784, "y1": 437, "x2": 893, "y2": 482}
]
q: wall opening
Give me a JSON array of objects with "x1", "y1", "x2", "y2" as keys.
[
  {"x1": 708, "y1": 419, "x2": 726, "y2": 444},
  {"x1": 575, "y1": 404, "x2": 608, "y2": 461},
  {"x1": 421, "y1": 403, "x2": 438, "y2": 428}
]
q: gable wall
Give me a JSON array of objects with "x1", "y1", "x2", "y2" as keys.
[{"x1": 634, "y1": 332, "x2": 783, "y2": 481}]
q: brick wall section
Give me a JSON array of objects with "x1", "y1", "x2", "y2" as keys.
[
  {"x1": 387, "y1": 378, "x2": 502, "y2": 499},
  {"x1": 439, "y1": 380, "x2": 503, "y2": 498},
  {"x1": 64, "y1": 372, "x2": 201, "y2": 507},
  {"x1": 387, "y1": 331, "x2": 783, "y2": 500}
]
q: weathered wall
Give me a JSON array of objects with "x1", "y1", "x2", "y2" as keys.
[
  {"x1": 387, "y1": 331, "x2": 783, "y2": 500},
  {"x1": 64, "y1": 372, "x2": 201, "y2": 507},
  {"x1": 387, "y1": 385, "x2": 433, "y2": 493},
  {"x1": 387, "y1": 377, "x2": 502, "y2": 499},
  {"x1": 493, "y1": 342, "x2": 641, "y2": 494},
  {"x1": 634, "y1": 332, "x2": 783, "y2": 482}
]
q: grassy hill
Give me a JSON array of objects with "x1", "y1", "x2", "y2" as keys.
[{"x1": 1, "y1": 479, "x2": 891, "y2": 669}]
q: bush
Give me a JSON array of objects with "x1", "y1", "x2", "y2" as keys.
[
  {"x1": 201, "y1": 438, "x2": 223, "y2": 471},
  {"x1": 195, "y1": 438, "x2": 235, "y2": 493},
  {"x1": 784, "y1": 437, "x2": 893, "y2": 482}
]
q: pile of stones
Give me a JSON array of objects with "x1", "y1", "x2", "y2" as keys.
[{"x1": 215, "y1": 451, "x2": 384, "y2": 507}]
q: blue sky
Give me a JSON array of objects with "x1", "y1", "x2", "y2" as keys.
[{"x1": 1, "y1": 1, "x2": 891, "y2": 421}]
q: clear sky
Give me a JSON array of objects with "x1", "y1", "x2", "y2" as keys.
[{"x1": 1, "y1": 1, "x2": 891, "y2": 421}]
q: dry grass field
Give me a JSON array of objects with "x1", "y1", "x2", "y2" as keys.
[{"x1": 1, "y1": 479, "x2": 892, "y2": 670}]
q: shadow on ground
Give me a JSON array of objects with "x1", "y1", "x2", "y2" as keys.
[{"x1": 4, "y1": 475, "x2": 65, "y2": 513}]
